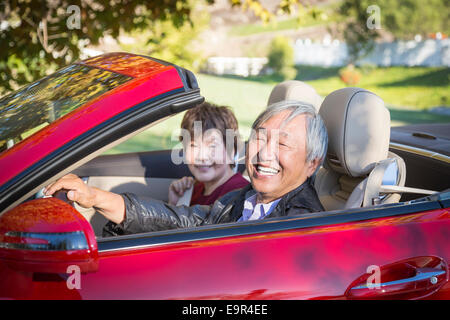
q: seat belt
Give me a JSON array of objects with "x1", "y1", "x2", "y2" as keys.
[
  {"x1": 176, "y1": 185, "x2": 193, "y2": 207},
  {"x1": 345, "y1": 158, "x2": 396, "y2": 208},
  {"x1": 362, "y1": 158, "x2": 397, "y2": 206}
]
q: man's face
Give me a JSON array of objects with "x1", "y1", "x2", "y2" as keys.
[{"x1": 246, "y1": 110, "x2": 319, "y2": 203}]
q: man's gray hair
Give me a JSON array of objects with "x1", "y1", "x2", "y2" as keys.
[{"x1": 252, "y1": 100, "x2": 328, "y2": 164}]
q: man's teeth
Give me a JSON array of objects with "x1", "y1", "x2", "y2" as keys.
[{"x1": 257, "y1": 166, "x2": 279, "y2": 175}]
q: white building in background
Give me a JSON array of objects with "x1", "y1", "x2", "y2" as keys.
[
  {"x1": 294, "y1": 37, "x2": 347, "y2": 67},
  {"x1": 294, "y1": 38, "x2": 450, "y2": 67},
  {"x1": 205, "y1": 57, "x2": 268, "y2": 77},
  {"x1": 205, "y1": 37, "x2": 449, "y2": 77}
]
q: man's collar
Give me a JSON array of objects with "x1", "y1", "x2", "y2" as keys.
[
  {"x1": 227, "y1": 178, "x2": 313, "y2": 221},
  {"x1": 280, "y1": 178, "x2": 311, "y2": 206},
  {"x1": 244, "y1": 188, "x2": 257, "y2": 201},
  {"x1": 241, "y1": 192, "x2": 281, "y2": 221}
]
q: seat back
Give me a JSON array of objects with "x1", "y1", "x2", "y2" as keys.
[
  {"x1": 267, "y1": 80, "x2": 323, "y2": 111},
  {"x1": 315, "y1": 87, "x2": 406, "y2": 210}
]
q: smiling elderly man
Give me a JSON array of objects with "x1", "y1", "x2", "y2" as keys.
[{"x1": 45, "y1": 101, "x2": 328, "y2": 236}]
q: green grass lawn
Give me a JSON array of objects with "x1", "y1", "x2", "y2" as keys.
[
  {"x1": 105, "y1": 66, "x2": 450, "y2": 154},
  {"x1": 297, "y1": 66, "x2": 450, "y2": 110}
]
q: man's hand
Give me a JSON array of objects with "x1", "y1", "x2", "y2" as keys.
[
  {"x1": 44, "y1": 174, "x2": 96, "y2": 208},
  {"x1": 168, "y1": 176, "x2": 194, "y2": 205},
  {"x1": 44, "y1": 173, "x2": 125, "y2": 224}
]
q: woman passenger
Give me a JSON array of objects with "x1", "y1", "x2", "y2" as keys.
[{"x1": 168, "y1": 102, "x2": 249, "y2": 206}]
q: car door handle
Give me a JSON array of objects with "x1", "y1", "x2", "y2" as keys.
[
  {"x1": 346, "y1": 256, "x2": 449, "y2": 299},
  {"x1": 351, "y1": 268, "x2": 445, "y2": 290}
]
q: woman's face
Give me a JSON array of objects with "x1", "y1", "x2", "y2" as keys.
[{"x1": 185, "y1": 129, "x2": 234, "y2": 182}]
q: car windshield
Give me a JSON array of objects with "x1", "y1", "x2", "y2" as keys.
[{"x1": 0, "y1": 64, "x2": 132, "y2": 153}]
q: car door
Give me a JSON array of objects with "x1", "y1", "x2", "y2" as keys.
[{"x1": 71, "y1": 192, "x2": 449, "y2": 300}]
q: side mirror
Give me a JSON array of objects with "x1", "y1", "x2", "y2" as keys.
[{"x1": 0, "y1": 198, "x2": 98, "y2": 274}]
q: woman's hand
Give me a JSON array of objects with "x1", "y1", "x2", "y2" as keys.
[{"x1": 168, "y1": 176, "x2": 194, "y2": 205}]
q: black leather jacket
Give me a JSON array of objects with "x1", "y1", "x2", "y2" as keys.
[{"x1": 103, "y1": 178, "x2": 324, "y2": 237}]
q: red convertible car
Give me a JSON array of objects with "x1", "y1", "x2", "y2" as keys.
[{"x1": 0, "y1": 53, "x2": 449, "y2": 300}]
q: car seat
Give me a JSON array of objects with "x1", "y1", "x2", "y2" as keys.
[
  {"x1": 267, "y1": 80, "x2": 323, "y2": 111},
  {"x1": 314, "y1": 87, "x2": 407, "y2": 210}
]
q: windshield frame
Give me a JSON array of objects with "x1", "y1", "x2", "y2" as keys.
[{"x1": 0, "y1": 63, "x2": 133, "y2": 153}]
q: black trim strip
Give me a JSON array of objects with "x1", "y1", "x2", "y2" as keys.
[
  {"x1": 97, "y1": 199, "x2": 441, "y2": 252},
  {"x1": 1, "y1": 231, "x2": 89, "y2": 251},
  {"x1": 0, "y1": 89, "x2": 204, "y2": 213},
  {"x1": 441, "y1": 199, "x2": 450, "y2": 208}
]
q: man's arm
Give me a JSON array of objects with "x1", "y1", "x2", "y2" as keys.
[
  {"x1": 110, "y1": 193, "x2": 212, "y2": 234},
  {"x1": 45, "y1": 174, "x2": 213, "y2": 234}
]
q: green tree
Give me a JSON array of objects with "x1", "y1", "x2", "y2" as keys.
[
  {"x1": 379, "y1": 0, "x2": 449, "y2": 39},
  {"x1": 0, "y1": 0, "x2": 209, "y2": 95},
  {"x1": 119, "y1": 10, "x2": 210, "y2": 72},
  {"x1": 338, "y1": 0, "x2": 450, "y2": 63},
  {"x1": 268, "y1": 36, "x2": 297, "y2": 80},
  {"x1": 0, "y1": 0, "x2": 312, "y2": 96}
]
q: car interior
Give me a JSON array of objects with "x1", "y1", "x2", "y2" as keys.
[{"x1": 41, "y1": 81, "x2": 448, "y2": 237}]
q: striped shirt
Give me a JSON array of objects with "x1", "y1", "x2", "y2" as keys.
[{"x1": 238, "y1": 191, "x2": 281, "y2": 222}]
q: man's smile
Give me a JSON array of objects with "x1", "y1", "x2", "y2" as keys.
[{"x1": 254, "y1": 164, "x2": 280, "y2": 176}]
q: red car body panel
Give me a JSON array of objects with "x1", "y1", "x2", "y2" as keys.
[
  {"x1": 68, "y1": 208, "x2": 450, "y2": 300},
  {"x1": 1, "y1": 203, "x2": 448, "y2": 299},
  {"x1": 0, "y1": 53, "x2": 183, "y2": 189}
]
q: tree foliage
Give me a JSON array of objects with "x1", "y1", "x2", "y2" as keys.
[
  {"x1": 118, "y1": 10, "x2": 210, "y2": 72},
  {"x1": 268, "y1": 36, "x2": 297, "y2": 80},
  {"x1": 338, "y1": 0, "x2": 450, "y2": 63},
  {"x1": 379, "y1": 0, "x2": 449, "y2": 39},
  {"x1": 0, "y1": 0, "x2": 309, "y2": 95},
  {"x1": 0, "y1": 0, "x2": 209, "y2": 94}
]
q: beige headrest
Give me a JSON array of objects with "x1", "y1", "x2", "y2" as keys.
[
  {"x1": 319, "y1": 87, "x2": 390, "y2": 177},
  {"x1": 267, "y1": 80, "x2": 323, "y2": 111}
]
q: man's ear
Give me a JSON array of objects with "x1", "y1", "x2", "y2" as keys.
[{"x1": 306, "y1": 158, "x2": 321, "y2": 178}]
